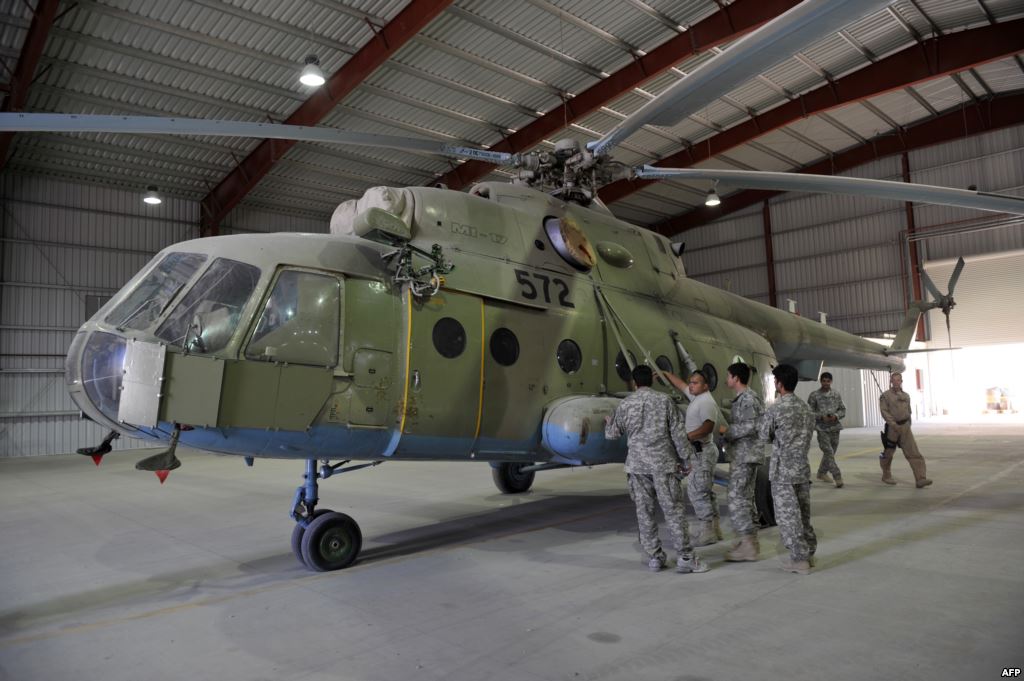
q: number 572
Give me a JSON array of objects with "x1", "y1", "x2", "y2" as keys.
[{"x1": 514, "y1": 269, "x2": 574, "y2": 308}]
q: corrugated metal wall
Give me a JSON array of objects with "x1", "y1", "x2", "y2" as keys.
[
  {"x1": 678, "y1": 123, "x2": 1024, "y2": 338},
  {"x1": 913, "y1": 126, "x2": 1024, "y2": 262},
  {"x1": 771, "y1": 157, "x2": 907, "y2": 336},
  {"x1": 0, "y1": 173, "x2": 331, "y2": 457},
  {"x1": 221, "y1": 204, "x2": 331, "y2": 235},
  {"x1": 860, "y1": 369, "x2": 889, "y2": 429},
  {"x1": 678, "y1": 203, "x2": 771, "y2": 305}
]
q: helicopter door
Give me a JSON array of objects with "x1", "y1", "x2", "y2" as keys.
[
  {"x1": 401, "y1": 289, "x2": 483, "y2": 455},
  {"x1": 218, "y1": 269, "x2": 340, "y2": 431}
]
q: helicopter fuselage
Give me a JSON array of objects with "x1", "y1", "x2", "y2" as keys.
[{"x1": 65, "y1": 182, "x2": 902, "y2": 464}]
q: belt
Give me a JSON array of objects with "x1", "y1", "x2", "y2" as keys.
[{"x1": 895, "y1": 418, "x2": 909, "y2": 425}]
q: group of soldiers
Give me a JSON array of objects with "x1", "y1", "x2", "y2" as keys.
[{"x1": 605, "y1": 360, "x2": 931, "y2": 576}]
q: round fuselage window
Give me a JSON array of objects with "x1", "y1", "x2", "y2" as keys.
[
  {"x1": 489, "y1": 327, "x2": 520, "y2": 366},
  {"x1": 556, "y1": 339, "x2": 582, "y2": 374},
  {"x1": 432, "y1": 317, "x2": 466, "y2": 359}
]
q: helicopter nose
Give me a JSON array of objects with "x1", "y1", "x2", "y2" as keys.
[{"x1": 66, "y1": 330, "x2": 128, "y2": 425}]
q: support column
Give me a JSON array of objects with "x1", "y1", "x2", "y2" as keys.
[
  {"x1": 901, "y1": 152, "x2": 926, "y2": 341},
  {"x1": 762, "y1": 200, "x2": 778, "y2": 309}
]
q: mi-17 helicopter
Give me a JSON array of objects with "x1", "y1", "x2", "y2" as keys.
[{"x1": 3, "y1": 0, "x2": 1021, "y2": 572}]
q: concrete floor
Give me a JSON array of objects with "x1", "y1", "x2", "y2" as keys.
[{"x1": 1, "y1": 423, "x2": 1022, "y2": 681}]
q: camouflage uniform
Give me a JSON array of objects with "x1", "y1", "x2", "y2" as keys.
[
  {"x1": 880, "y1": 387, "x2": 929, "y2": 483},
  {"x1": 807, "y1": 388, "x2": 846, "y2": 479},
  {"x1": 722, "y1": 388, "x2": 764, "y2": 537},
  {"x1": 683, "y1": 388, "x2": 720, "y2": 524},
  {"x1": 606, "y1": 387, "x2": 696, "y2": 564},
  {"x1": 759, "y1": 393, "x2": 817, "y2": 562}
]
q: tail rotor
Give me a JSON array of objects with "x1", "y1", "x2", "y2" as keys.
[{"x1": 919, "y1": 256, "x2": 965, "y2": 348}]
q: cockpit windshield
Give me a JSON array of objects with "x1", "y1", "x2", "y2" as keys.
[
  {"x1": 104, "y1": 252, "x2": 207, "y2": 330},
  {"x1": 156, "y1": 258, "x2": 261, "y2": 354}
]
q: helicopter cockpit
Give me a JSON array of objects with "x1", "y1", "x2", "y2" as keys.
[{"x1": 67, "y1": 243, "x2": 347, "y2": 434}]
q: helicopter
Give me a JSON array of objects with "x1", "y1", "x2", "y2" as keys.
[{"x1": 2, "y1": 0, "x2": 1019, "y2": 572}]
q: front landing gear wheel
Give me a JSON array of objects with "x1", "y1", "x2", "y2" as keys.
[
  {"x1": 290, "y1": 509, "x2": 332, "y2": 562},
  {"x1": 300, "y1": 511, "x2": 362, "y2": 571},
  {"x1": 492, "y1": 462, "x2": 535, "y2": 494}
]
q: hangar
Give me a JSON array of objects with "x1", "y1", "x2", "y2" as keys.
[{"x1": 1, "y1": 1, "x2": 1022, "y2": 679}]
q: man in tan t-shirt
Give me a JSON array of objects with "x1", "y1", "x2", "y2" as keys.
[{"x1": 879, "y1": 372, "x2": 932, "y2": 488}]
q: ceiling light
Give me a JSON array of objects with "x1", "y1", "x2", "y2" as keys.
[
  {"x1": 300, "y1": 55, "x2": 326, "y2": 87},
  {"x1": 704, "y1": 187, "x2": 721, "y2": 207},
  {"x1": 143, "y1": 186, "x2": 162, "y2": 205}
]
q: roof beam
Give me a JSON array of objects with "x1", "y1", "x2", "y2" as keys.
[
  {"x1": 651, "y1": 92, "x2": 1024, "y2": 236},
  {"x1": 434, "y1": 0, "x2": 804, "y2": 191},
  {"x1": 199, "y1": 0, "x2": 452, "y2": 236},
  {"x1": 598, "y1": 18, "x2": 1024, "y2": 204},
  {"x1": 0, "y1": 0, "x2": 60, "y2": 169}
]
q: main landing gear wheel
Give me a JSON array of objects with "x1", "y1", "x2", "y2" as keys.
[
  {"x1": 755, "y1": 466, "x2": 776, "y2": 527},
  {"x1": 290, "y1": 509, "x2": 332, "y2": 562},
  {"x1": 300, "y1": 511, "x2": 363, "y2": 572},
  {"x1": 291, "y1": 458, "x2": 381, "y2": 571},
  {"x1": 492, "y1": 462, "x2": 535, "y2": 494}
]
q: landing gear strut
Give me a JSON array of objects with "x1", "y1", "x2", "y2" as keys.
[
  {"x1": 754, "y1": 466, "x2": 776, "y2": 527},
  {"x1": 290, "y1": 458, "x2": 380, "y2": 571}
]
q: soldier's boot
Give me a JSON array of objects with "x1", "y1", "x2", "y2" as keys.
[
  {"x1": 879, "y1": 457, "x2": 896, "y2": 485},
  {"x1": 725, "y1": 534, "x2": 760, "y2": 562},
  {"x1": 676, "y1": 554, "x2": 710, "y2": 574},
  {"x1": 713, "y1": 517, "x2": 723, "y2": 541},
  {"x1": 779, "y1": 555, "x2": 811, "y2": 575},
  {"x1": 647, "y1": 552, "x2": 668, "y2": 572},
  {"x1": 693, "y1": 521, "x2": 718, "y2": 547},
  {"x1": 816, "y1": 472, "x2": 834, "y2": 484},
  {"x1": 909, "y1": 459, "x2": 932, "y2": 488},
  {"x1": 834, "y1": 474, "x2": 844, "y2": 489}
]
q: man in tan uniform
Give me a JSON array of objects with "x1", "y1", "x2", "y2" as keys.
[{"x1": 879, "y1": 372, "x2": 932, "y2": 488}]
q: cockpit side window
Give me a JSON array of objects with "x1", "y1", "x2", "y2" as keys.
[
  {"x1": 104, "y1": 252, "x2": 207, "y2": 331},
  {"x1": 244, "y1": 270, "x2": 341, "y2": 367},
  {"x1": 155, "y1": 258, "x2": 261, "y2": 354}
]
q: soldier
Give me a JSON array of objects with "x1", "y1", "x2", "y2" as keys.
[
  {"x1": 718, "y1": 362, "x2": 764, "y2": 561},
  {"x1": 605, "y1": 365, "x2": 710, "y2": 574},
  {"x1": 759, "y1": 364, "x2": 817, "y2": 575},
  {"x1": 807, "y1": 372, "x2": 847, "y2": 488},
  {"x1": 879, "y1": 372, "x2": 932, "y2": 488},
  {"x1": 663, "y1": 369, "x2": 722, "y2": 546}
]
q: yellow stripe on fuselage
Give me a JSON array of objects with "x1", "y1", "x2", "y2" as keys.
[
  {"x1": 399, "y1": 287, "x2": 412, "y2": 435},
  {"x1": 474, "y1": 298, "x2": 484, "y2": 441}
]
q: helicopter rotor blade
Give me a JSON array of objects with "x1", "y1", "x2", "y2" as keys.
[
  {"x1": 919, "y1": 268, "x2": 945, "y2": 303},
  {"x1": 0, "y1": 113, "x2": 516, "y2": 165},
  {"x1": 947, "y1": 256, "x2": 966, "y2": 295},
  {"x1": 635, "y1": 166, "x2": 1024, "y2": 216},
  {"x1": 588, "y1": 0, "x2": 893, "y2": 157},
  {"x1": 945, "y1": 308, "x2": 953, "y2": 352}
]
